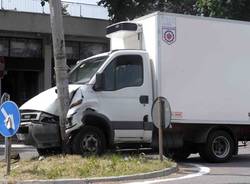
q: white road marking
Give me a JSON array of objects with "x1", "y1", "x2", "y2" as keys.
[{"x1": 126, "y1": 164, "x2": 210, "y2": 184}]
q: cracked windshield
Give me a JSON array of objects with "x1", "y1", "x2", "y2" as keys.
[{"x1": 69, "y1": 56, "x2": 107, "y2": 84}]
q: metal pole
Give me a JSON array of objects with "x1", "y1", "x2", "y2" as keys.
[
  {"x1": 1, "y1": 0, "x2": 3, "y2": 9},
  {"x1": 48, "y1": 0, "x2": 70, "y2": 152},
  {"x1": 1, "y1": 93, "x2": 11, "y2": 175},
  {"x1": 80, "y1": 4, "x2": 82, "y2": 17},
  {"x1": 158, "y1": 98, "x2": 164, "y2": 162},
  {"x1": 0, "y1": 79, "x2": 1, "y2": 97},
  {"x1": 5, "y1": 137, "x2": 11, "y2": 175}
]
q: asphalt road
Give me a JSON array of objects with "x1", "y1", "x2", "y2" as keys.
[
  {"x1": 126, "y1": 144, "x2": 250, "y2": 184},
  {"x1": 1, "y1": 144, "x2": 250, "y2": 184},
  {"x1": 174, "y1": 145, "x2": 250, "y2": 184}
]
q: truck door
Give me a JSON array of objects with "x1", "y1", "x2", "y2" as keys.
[{"x1": 96, "y1": 53, "x2": 152, "y2": 143}]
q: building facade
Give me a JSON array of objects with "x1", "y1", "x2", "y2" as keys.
[{"x1": 0, "y1": 10, "x2": 109, "y2": 106}]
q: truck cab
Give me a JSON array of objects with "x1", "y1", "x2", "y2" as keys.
[{"x1": 67, "y1": 49, "x2": 154, "y2": 154}]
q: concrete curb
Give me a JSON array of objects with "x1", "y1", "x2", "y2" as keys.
[
  {"x1": 0, "y1": 144, "x2": 34, "y2": 149},
  {"x1": 1, "y1": 163, "x2": 178, "y2": 184}
]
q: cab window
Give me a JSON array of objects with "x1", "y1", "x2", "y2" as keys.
[{"x1": 103, "y1": 55, "x2": 143, "y2": 91}]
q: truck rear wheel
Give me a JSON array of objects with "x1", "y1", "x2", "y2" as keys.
[
  {"x1": 72, "y1": 125, "x2": 106, "y2": 156},
  {"x1": 199, "y1": 130, "x2": 234, "y2": 163}
]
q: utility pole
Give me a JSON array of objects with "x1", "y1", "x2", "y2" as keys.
[{"x1": 48, "y1": 0, "x2": 70, "y2": 152}]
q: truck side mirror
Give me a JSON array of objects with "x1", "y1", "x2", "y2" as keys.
[{"x1": 94, "y1": 73, "x2": 105, "y2": 91}]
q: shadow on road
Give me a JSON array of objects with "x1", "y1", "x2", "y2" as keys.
[{"x1": 181, "y1": 153, "x2": 250, "y2": 168}]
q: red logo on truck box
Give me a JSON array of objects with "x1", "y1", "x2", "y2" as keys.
[{"x1": 162, "y1": 27, "x2": 176, "y2": 45}]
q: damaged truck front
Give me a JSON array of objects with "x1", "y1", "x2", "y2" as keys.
[{"x1": 17, "y1": 54, "x2": 109, "y2": 155}]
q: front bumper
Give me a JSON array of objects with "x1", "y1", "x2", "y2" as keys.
[{"x1": 17, "y1": 112, "x2": 61, "y2": 149}]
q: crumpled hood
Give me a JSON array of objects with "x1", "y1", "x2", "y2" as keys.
[{"x1": 20, "y1": 84, "x2": 82, "y2": 116}]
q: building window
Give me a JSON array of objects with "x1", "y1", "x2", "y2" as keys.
[
  {"x1": 0, "y1": 38, "x2": 9, "y2": 56},
  {"x1": 10, "y1": 38, "x2": 42, "y2": 58},
  {"x1": 80, "y1": 42, "x2": 108, "y2": 59},
  {"x1": 65, "y1": 41, "x2": 80, "y2": 60}
]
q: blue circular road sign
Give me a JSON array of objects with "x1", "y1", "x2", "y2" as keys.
[{"x1": 0, "y1": 101, "x2": 20, "y2": 137}]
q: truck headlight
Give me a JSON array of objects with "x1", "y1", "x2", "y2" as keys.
[
  {"x1": 69, "y1": 99, "x2": 83, "y2": 108},
  {"x1": 21, "y1": 111, "x2": 41, "y2": 121}
]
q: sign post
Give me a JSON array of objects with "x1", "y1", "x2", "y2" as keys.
[
  {"x1": 0, "y1": 95, "x2": 20, "y2": 175},
  {"x1": 1, "y1": 93, "x2": 10, "y2": 174},
  {"x1": 152, "y1": 97, "x2": 171, "y2": 162},
  {"x1": 158, "y1": 99, "x2": 164, "y2": 161},
  {"x1": 5, "y1": 135, "x2": 11, "y2": 175}
]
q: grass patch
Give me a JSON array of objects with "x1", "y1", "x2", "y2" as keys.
[{"x1": 0, "y1": 154, "x2": 173, "y2": 181}]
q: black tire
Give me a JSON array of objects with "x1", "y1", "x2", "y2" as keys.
[
  {"x1": 199, "y1": 130, "x2": 234, "y2": 163},
  {"x1": 72, "y1": 125, "x2": 106, "y2": 156},
  {"x1": 37, "y1": 147, "x2": 62, "y2": 156}
]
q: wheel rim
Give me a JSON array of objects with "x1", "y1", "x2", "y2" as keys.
[
  {"x1": 80, "y1": 134, "x2": 98, "y2": 154},
  {"x1": 212, "y1": 136, "x2": 230, "y2": 158}
]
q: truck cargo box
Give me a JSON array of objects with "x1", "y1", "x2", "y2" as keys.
[{"x1": 109, "y1": 12, "x2": 250, "y2": 124}]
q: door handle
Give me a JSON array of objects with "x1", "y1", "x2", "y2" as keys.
[{"x1": 139, "y1": 95, "x2": 149, "y2": 104}]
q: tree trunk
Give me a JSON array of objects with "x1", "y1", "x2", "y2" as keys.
[{"x1": 48, "y1": 0, "x2": 70, "y2": 151}]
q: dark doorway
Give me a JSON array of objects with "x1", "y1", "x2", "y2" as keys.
[{"x1": 2, "y1": 71, "x2": 39, "y2": 106}]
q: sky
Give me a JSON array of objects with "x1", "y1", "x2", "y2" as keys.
[
  {"x1": 0, "y1": 0, "x2": 108, "y2": 19},
  {"x1": 63, "y1": 0, "x2": 98, "y2": 5},
  {"x1": 61, "y1": 0, "x2": 108, "y2": 19}
]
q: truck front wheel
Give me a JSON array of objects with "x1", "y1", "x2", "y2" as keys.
[
  {"x1": 171, "y1": 150, "x2": 191, "y2": 161},
  {"x1": 199, "y1": 130, "x2": 234, "y2": 163},
  {"x1": 37, "y1": 147, "x2": 62, "y2": 156},
  {"x1": 72, "y1": 126, "x2": 106, "y2": 156}
]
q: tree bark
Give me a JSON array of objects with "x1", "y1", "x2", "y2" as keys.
[{"x1": 48, "y1": 0, "x2": 70, "y2": 150}]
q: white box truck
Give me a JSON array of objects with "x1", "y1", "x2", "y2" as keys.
[{"x1": 17, "y1": 12, "x2": 250, "y2": 162}]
